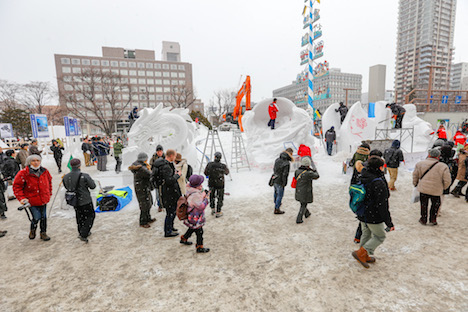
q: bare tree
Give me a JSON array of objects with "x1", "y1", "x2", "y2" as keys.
[
  {"x1": 169, "y1": 86, "x2": 197, "y2": 109},
  {"x1": 22, "y1": 81, "x2": 54, "y2": 114},
  {"x1": 59, "y1": 69, "x2": 133, "y2": 136},
  {"x1": 208, "y1": 89, "x2": 236, "y2": 126},
  {"x1": 0, "y1": 80, "x2": 22, "y2": 109}
]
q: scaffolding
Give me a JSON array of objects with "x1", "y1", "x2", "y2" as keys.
[
  {"x1": 198, "y1": 129, "x2": 232, "y2": 180},
  {"x1": 230, "y1": 130, "x2": 251, "y2": 172},
  {"x1": 375, "y1": 127, "x2": 415, "y2": 153}
]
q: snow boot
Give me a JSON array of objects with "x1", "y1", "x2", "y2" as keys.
[
  {"x1": 78, "y1": 236, "x2": 88, "y2": 243},
  {"x1": 40, "y1": 232, "x2": 51, "y2": 241},
  {"x1": 352, "y1": 247, "x2": 370, "y2": 268},
  {"x1": 29, "y1": 227, "x2": 37, "y2": 240},
  {"x1": 140, "y1": 224, "x2": 151, "y2": 228},
  {"x1": 180, "y1": 235, "x2": 193, "y2": 245},
  {"x1": 164, "y1": 232, "x2": 178, "y2": 238},
  {"x1": 451, "y1": 186, "x2": 462, "y2": 198},
  {"x1": 148, "y1": 218, "x2": 156, "y2": 224},
  {"x1": 274, "y1": 209, "x2": 285, "y2": 215},
  {"x1": 211, "y1": 208, "x2": 215, "y2": 216},
  {"x1": 366, "y1": 255, "x2": 376, "y2": 263},
  {"x1": 0, "y1": 213, "x2": 6, "y2": 220},
  {"x1": 216, "y1": 211, "x2": 223, "y2": 218},
  {"x1": 196, "y1": 245, "x2": 210, "y2": 253},
  {"x1": 0, "y1": 230, "x2": 7, "y2": 237},
  {"x1": 296, "y1": 206, "x2": 306, "y2": 224},
  {"x1": 304, "y1": 208, "x2": 311, "y2": 219}
]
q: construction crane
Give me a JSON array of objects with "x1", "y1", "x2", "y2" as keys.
[{"x1": 232, "y1": 75, "x2": 251, "y2": 132}]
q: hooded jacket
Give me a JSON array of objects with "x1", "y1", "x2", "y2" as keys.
[
  {"x1": 335, "y1": 104, "x2": 348, "y2": 118},
  {"x1": 152, "y1": 158, "x2": 181, "y2": 208},
  {"x1": 437, "y1": 127, "x2": 447, "y2": 140},
  {"x1": 384, "y1": 140, "x2": 404, "y2": 168},
  {"x1": 324, "y1": 129, "x2": 336, "y2": 142},
  {"x1": 273, "y1": 151, "x2": 293, "y2": 187},
  {"x1": 204, "y1": 159, "x2": 229, "y2": 189},
  {"x1": 129, "y1": 160, "x2": 153, "y2": 210},
  {"x1": 93, "y1": 141, "x2": 110, "y2": 156},
  {"x1": 298, "y1": 144, "x2": 312, "y2": 157},
  {"x1": 16, "y1": 149, "x2": 29, "y2": 169},
  {"x1": 294, "y1": 166, "x2": 320, "y2": 203},
  {"x1": 13, "y1": 166, "x2": 52, "y2": 206},
  {"x1": 63, "y1": 168, "x2": 96, "y2": 206},
  {"x1": 349, "y1": 146, "x2": 370, "y2": 167},
  {"x1": 183, "y1": 185, "x2": 209, "y2": 230}
]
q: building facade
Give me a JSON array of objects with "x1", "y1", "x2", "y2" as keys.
[
  {"x1": 272, "y1": 80, "x2": 308, "y2": 110},
  {"x1": 450, "y1": 62, "x2": 468, "y2": 90},
  {"x1": 394, "y1": 0, "x2": 457, "y2": 105},
  {"x1": 55, "y1": 45, "x2": 193, "y2": 134},
  {"x1": 368, "y1": 65, "x2": 386, "y2": 103}
]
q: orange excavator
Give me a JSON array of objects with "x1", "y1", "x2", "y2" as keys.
[{"x1": 232, "y1": 75, "x2": 251, "y2": 132}]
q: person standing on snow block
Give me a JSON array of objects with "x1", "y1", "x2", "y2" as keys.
[
  {"x1": 180, "y1": 175, "x2": 210, "y2": 253},
  {"x1": 324, "y1": 127, "x2": 337, "y2": 156},
  {"x1": 294, "y1": 157, "x2": 319, "y2": 224},
  {"x1": 352, "y1": 157, "x2": 394, "y2": 269},
  {"x1": 204, "y1": 152, "x2": 229, "y2": 218},
  {"x1": 13, "y1": 155, "x2": 52, "y2": 241},
  {"x1": 267, "y1": 98, "x2": 279, "y2": 130},
  {"x1": 384, "y1": 140, "x2": 404, "y2": 191},
  {"x1": 335, "y1": 102, "x2": 348, "y2": 124},
  {"x1": 436, "y1": 124, "x2": 447, "y2": 141},
  {"x1": 271, "y1": 148, "x2": 294, "y2": 214},
  {"x1": 129, "y1": 153, "x2": 156, "y2": 229},
  {"x1": 128, "y1": 106, "x2": 139, "y2": 129},
  {"x1": 63, "y1": 159, "x2": 97, "y2": 243},
  {"x1": 386, "y1": 103, "x2": 406, "y2": 129}
]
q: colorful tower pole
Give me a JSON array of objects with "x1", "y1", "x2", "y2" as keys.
[{"x1": 307, "y1": 0, "x2": 315, "y2": 119}]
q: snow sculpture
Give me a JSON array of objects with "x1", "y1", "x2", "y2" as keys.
[
  {"x1": 321, "y1": 102, "x2": 342, "y2": 133},
  {"x1": 122, "y1": 104, "x2": 197, "y2": 168},
  {"x1": 338, "y1": 102, "x2": 376, "y2": 153},
  {"x1": 242, "y1": 97, "x2": 315, "y2": 167}
]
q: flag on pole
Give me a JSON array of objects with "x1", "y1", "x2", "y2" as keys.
[
  {"x1": 67, "y1": 155, "x2": 73, "y2": 170},
  {"x1": 302, "y1": 5, "x2": 307, "y2": 15}
]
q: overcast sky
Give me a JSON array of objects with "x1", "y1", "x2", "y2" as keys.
[{"x1": 0, "y1": 0, "x2": 467, "y2": 105}]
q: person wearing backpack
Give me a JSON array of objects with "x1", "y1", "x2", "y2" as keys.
[
  {"x1": 129, "y1": 153, "x2": 156, "y2": 229},
  {"x1": 349, "y1": 143, "x2": 370, "y2": 185},
  {"x1": 174, "y1": 153, "x2": 188, "y2": 196},
  {"x1": 179, "y1": 175, "x2": 210, "y2": 253},
  {"x1": 352, "y1": 157, "x2": 394, "y2": 269},
  {"x1": 63, "y1": 159, "x2": 97, "y2": 242},
  {"x1": 204, "y1": 152, "x2": 230, "y2": 218},
  {"x1": 384, "y1": 140, "x2": 404, "y2": 191},
  {"x1": 152, "y1": 149, "x2": 182, "y2": 237},
  {"x1": 294, "y1": 157, "x2": 319, "y2": 224},
  {"x1": 413, "y1": 149, "x2": 451, "y2": 226}
]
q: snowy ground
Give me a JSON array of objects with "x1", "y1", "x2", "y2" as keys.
[{"x1": 1, "y1": 131, "x2": 467, "y2": 312}]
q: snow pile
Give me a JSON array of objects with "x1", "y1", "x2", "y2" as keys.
[{"x1": 242, "y1": 97, "x2": 315, "y2": 168}]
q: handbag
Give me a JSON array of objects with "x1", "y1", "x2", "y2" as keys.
[
  {"x1": 65, "y1": 173, "x2": 82, "y2": 207},
  {"x1": 291, "y1": 170, "x2": 307, "y2": 189}
]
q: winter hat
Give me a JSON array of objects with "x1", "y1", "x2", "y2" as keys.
[
  {"x1": 70, "y1": 158, "x2": 81, "y2": 168},
  {"x1": 25, "y1": 154, "x2": 41, "y2": 166},
  {"x1": 428, "y1": 149, "x2": 441, "y2": 158},
  {"x1": 330, "y1": 126, "x2": 334, "y2": 130},
  {"x1": 189, "y1": 175, "x2": 204, "y2": 188},
  {"x1": 175, "y1": 153, "x2": 182, "y2": 162},
  {"x1": 156, "y1": 144, "x2": 163, "y2": 151},
  {"x1": 301, "y1": 157, "x2": 311, "y2": 167},
  {"x1": 137, "y1": 152, "x2": 148, "y2": 162},
  {"x1": 391, "y1": 140, "x2": 401, "y2": 149},
  {"x1": 360, "y1": 143, "x2": 371, "y2": 150},
  {"x1": 369, "y1": 149, "x2": 383, "y2": 158},
  {"x1": 214, "y1": 152, "x2": 222, "y2": 160}
]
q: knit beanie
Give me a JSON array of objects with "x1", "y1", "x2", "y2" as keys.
[
  {"x1": 137, "y1": 152, "x2": 148, "y2": 162},
  {"x1": 428, "y1": 149, "x2": 441, "y2": 158},
  {"x1": 189, "y1": 175, "x2": 204, "y2": 188},
  {"x1": 25, "y1": 155, "x2": 41, "y2": 166},
  {"x1": 301, "y1": 157, "x2": 311, "y2": 167},
  {"x1": 70, "y1": 158, "x2": 81, "y2": 168}
]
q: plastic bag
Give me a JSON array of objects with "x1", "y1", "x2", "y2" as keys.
[{"x1": 411, "y1": 187, "x2": 420, "y2": 204}]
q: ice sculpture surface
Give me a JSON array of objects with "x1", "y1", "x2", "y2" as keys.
[
  {"x1": 122, "y1": 104, "x2": 197, "y2": 167},
  {"x1": 242, "y1": 97, "x2": 315, "y2": 167},
  {"x1": 338, "y1": 102, "x2": 376, "y2": 153}
]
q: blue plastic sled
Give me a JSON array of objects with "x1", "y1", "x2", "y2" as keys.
[{"x1": 95, "y1": 186, "x2": 133, "y2": 213}]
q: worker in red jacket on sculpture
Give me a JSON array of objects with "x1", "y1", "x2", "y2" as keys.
[
  {"x1": 13, "y1": 155, "x2": 53, "y2": 241},
  {"x1": 453, "y1": 129, "x2": 467, "y2": 146},
  {"x1": 437, "y1": 125, "x2": 447, "y2": 141},
  {"x1": 268, "y1": 98, "x2": 279, "y2": 130}
]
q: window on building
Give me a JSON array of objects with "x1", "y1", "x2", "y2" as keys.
[
  {"x1": 155, "y1": 71, "x2": 162, "y2": 77},
  {"x1": 146, "y1": 71, "x2": 154, "y2": 77},
  {"x1": 170, "y1": 64, "x2": 177, "y2": 70},
  {"x1": 129, "y1": 62, "x2": 136, "y2": 68},
  {"x1": 82, "y1": 59, "x2": 90, "y2": 66},
  {"x1": 163, "y1": 87, "x2": 170, "y2": 92},
  {"x1": 61, "y1": 58, "x2": 70, "y2": 64},
  {"x1": 147, "y1": 79, "x2": 154, "y2": 84},
  {"x1": 146, "y1": 63, "x2": 153, "y2": 69},
  {"x1": 149, "y1": 95, "x2": 155, "y2": 100},
  {"x1": 129, "y1": 70, "x2": 137, "y2": 76},
  {"x1": 120, "y1": 61, "x2": 128, "y2": 67},
  {"x1": 111, "y1": 69, "x2": 119, "y2": 75},
  {"x1": 72, "y1": 67, "x2": 81, "y2": 73},
  {"x1": 154, "y1": 63, "x2": 162, "y2": 69},
  {"x1": 138, "y1": 70, "x2": 145, "y2": 76},
  {"x1": 102, "y1": 68, "x2": 110, "y2": 73},
  {"x1": 71, "y1": 58, "x2": 80, "y2": 65},
  {"x1": 121, "y1": 78, "x2": 128, "y2": 83},
  {"x1": 62, "y1": 67, "x2": 71, "y2": 73},
  {"x1": 179, "y1": 80, "x2": 186, "y2": 85},
  {"x1": 63, "y1": 76, "x2": 72, "y2": 82},
  {"x1": 156, "y1": 94, "x2": 163, "y2": 100},
  {"x1": 171, "y1": 72, "x2": 178, "y2": 78},
  {"x1": 137, "y1": 62, "x2": 145, "y2": 68},
  {"x1": 179, "y1": 72, "x2": 186, "y2": 78},
  {"x1": 121, "y1": 69, "x2": 128, "y2": 75},
  {"x1": 162, "y1": 64, "x2": 169, "y2": 69},
  {"x1": 178, "y1": 65, "x2": 185, "y2": 70},
  {"x1": 138, "y1": 78, "x2": 146, "y2": 84},
  {"x1": 148, "y1": 87, "x2": 155, "y2": 92},
  {"x1": 163, "y1": 80, "x2": 170, "y2": 85},
  {"x1": 171, "y1": 80, "x2": 178, "y2": 85},
  {"x1": 164, "y1": 95, "x2": 171, "y2": 100},
  {"x1": 124, "y1": 50, "x2": 135, "y2": 59},
  {"x1": 163, "y1": 72, "x2": 170, "y2": 77},
  {"x1": 64, "y1": 84, "x2": 73, "y2": 91},
  {"x1": 101, "y1": 60, "x2": 109, "y2": 66},
  {"x1": 130, "y1": 78, "x2": 137, "y2": 84},
  {"x1": 155, "y1": 79, "x2": 162, "y2": 85},
  {"x1": 111, "y1": 61, "x2": 118, "y2": 67},
  {"x1": 91, "y1": 60, "x2": 100, "y2": 66}
]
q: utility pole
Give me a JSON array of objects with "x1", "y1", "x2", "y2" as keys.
[{"x1": 343, "y1": 88, "x2": 357, "y2": 107}]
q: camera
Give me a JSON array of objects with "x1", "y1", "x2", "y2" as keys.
[{"x1": 18, "y1": 202, "x2": 31, "y2": 211}]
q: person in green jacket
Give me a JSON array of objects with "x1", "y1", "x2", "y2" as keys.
[{"x1": 113, "y1": 138, "x2": 124, "y2": 173}]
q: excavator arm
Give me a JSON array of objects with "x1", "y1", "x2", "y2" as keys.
[{"x1": 233, "y1": 75, "x2": 251, "y2": 131}]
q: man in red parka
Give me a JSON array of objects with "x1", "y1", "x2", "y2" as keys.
[
  {"x1": 13, "y1": 155, "x2": 52, "y2": 241},
  {"x1": 267, "y1": 98, "x2": 279, "y2": 130},
  {"x1": 453, "y1": 129, "x2": 467, "y2": 146}
]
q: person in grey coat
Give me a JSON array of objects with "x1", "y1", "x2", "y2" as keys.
[
  {"x1": 324, "y1": 127, "x2": 336, "y2": 156},
  {"x1": 294, "y1": 157, "x2": 320, "y2": 223},
  {"x1": 63, "y1": 158, "x2": 97, "y2": 243},
  {"x1": 129, "y1": 153, "x2": 155, "y2": 228}
]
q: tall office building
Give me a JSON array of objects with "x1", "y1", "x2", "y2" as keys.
[
  {"x1": 450, "y1": 62, "x2": 468, "y2": 90},
  {"x1": 368, "y1": 65, "x2": 386, "y2": 103},
  {"x1": 394, "y1": 0, "x2": 457, "y2": 105},
  {"x1": 162, "y1": 41, "x2": 181, "y2": 62},
  {"x1": 55, "y1": 44, "x2": 193, "y2": 133}
]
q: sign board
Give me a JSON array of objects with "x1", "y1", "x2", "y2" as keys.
[
  {"x1": 64, "y1": 117, "x2": 81, "y2": 136},
  {"x1": 442, "y1": 95, "x2": 449, "y2": 104},
  {"x1": 455, "y1": 96, "x2": 462, "y2": 104},
  {"x1": 368, "y1": 103, "x2": 375, "y2": 118},
  {"x1": 30, "y1": 114, "x2": 49, "y2": 138},
  {"x1": 0, "y1": 123, "x2": 14, "y2": 138}
]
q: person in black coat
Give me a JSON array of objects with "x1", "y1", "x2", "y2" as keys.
[
  {"x1": 352, "y1": 157, "x2": 395, "y2": 269},
  {"x1": 272, "y1": 148, "x2": 294, "y2": 214},
  {"x1": 294, "y1": 157, "x2": 319, "y2": 224},
  {"x1": 50, "y1": 140, "x2": 65, "y2": 173},
  {"x1": 386, "y1": 103, "x2": 406, "y2": 129},
  {"x1": 62, "y1": 159, "x2": 96, "y2": 243},
  {"x1": 129, "y1": 153, "x2": 155, "y2": 228},
  {"x1": 2, "y1": 150, "x2": 20, "y2": 201},
  {"x1": 204, "y1": 152, "x2": 229, "y2": 217},
  {"x1": 335, "y1": 102, "x2": 348, "y2": 124},
  {"x1": 152, "y1": 149, "x2": 181, "y2": 237}
]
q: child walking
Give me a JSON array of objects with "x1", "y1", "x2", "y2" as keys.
[{"x1": 294, "y1": 157, "x2": 320, "y2": 224}]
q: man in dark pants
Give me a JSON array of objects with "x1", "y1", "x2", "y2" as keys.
[
  {"x1": 152, "y1": 149, "x2": 181, "y2": 237},
  {"x1": 335, "y1": 102, "x2": 348, "y2": 124},
  {"x1": 324, "y1": 126, "x2": 336, "y2": 156},
  {"x1": 386, "y1": 103, "x2": 406, "y2": 129},
  {"x1": 204, "y1": 152, "x2": 230, "y2": 218},
  {"x1": 63, "y1": 159, "x2": 97, "y2": 242},
  {"x1": 272, "y1": 148, "x2": 294, "y2": 214}
]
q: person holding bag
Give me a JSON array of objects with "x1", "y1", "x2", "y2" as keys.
[
  {"x1": 293, "y1": 157, "x2": 319, "y2": 224},
  {"x1": 413, "y1": 149, "x2": 451, "y2": 226},
  {"x1": 63, "y1": 159, "x2": 97, "y2": 242}
]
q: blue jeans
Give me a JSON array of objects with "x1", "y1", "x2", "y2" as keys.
[
  {"x1": 268, "y1": 119, "x2": 276, "y2": 129},
  {"x1": 273, "y1": 183, "x2": 284, "y2": 210},
  {"x1": 30, "y1": 205, "x2": 47, "y2": 233},
  {"x1": 326, "y1": 142, "x2": 333, "y2": 155}
]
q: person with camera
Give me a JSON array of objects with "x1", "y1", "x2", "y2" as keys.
[
  {"x1": 13, "y1": 155, "x2": 52, "y2": 241},
  {"x1": 63, "y1": 159, "x2": 96, "y2": 243}
]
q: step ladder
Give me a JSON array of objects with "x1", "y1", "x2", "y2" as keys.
[
  {"x1": 198, "y1": 129, "x2": 232, "y2": 180},
  {"x1": 231, "y1": 129, "x2": 251, "y2": 172}
]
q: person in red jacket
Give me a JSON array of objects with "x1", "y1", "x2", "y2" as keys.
[
  {"x1": 13, "y1": 155, "x2": 53, "y2": 241},
  {"x1": 437, "y1": 125, "x2": 447, "y2": 141},
  {"x1": 267, "y1": 98, "x2": 279, "y2": 130},
  {"x1": 453, "y1": 129, "x2": 467, "y2": 146}
]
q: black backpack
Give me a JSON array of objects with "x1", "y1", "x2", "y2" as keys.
[
  {"x1": 186, "y1": 164, "x2": 193, "y2": 180},
  {"x1": 151, "y1": 165, "x2": 164, "y2": 187},
  {"x1": 99, "y1": 196, "x2": 119, "y2": 211}
]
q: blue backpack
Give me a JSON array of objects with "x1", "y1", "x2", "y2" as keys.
[{"x1": 349, "y1": 178, "x2": 382, "y2": 216}]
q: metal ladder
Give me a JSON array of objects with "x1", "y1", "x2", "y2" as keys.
[
  {"x1": 198, "y1": 129, "x2": 232, "y2": 180},
  {"x1": 231, "y1": 129, "x2": 251, "y2": 172}
]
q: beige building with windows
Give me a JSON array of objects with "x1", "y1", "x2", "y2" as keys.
[{"x1": 55, "y1": 45, "x2": 193, "y2": 133}]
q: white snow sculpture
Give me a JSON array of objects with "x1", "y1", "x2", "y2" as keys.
[
  {"x1": 242, "y1": 97, "x2": 315, "y2": 167},
  {"x1": 322, "y1": 102, "x2": 342, "y2": 133},
  {"x1": 122, "y1": 104, "x2": 197, "y2": 167},
  {"x1": 338, "y1": 102, "x2": 376, "y2": 153}
]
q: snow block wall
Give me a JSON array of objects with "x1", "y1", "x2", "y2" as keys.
[
  {"x1": 242, "y1": 97, "x2": 315, "y2": 168},
  {"x1": 123, "y1": 104, "x2": 197, "y2": 168}
]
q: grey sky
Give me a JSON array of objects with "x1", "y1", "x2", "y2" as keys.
[{"x1": 0, "y1": 0, "x2": 467, "y2": 105}]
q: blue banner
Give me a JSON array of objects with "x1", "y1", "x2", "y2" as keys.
[
  {"x1": 368, "y1": 103, "x2": 375, "y2": 118},
  {"x1": 30, "y1": 114, "x2": 49, "y2": 138},
  {"x1": 455, "y1": 96, "x2": 462, "y2": 104},
  {"x1": 64, "y1": 117, "x2": 71, "y2": 136},
  {"x1": 442, "y1": 95, "x2": 449, "y2": 104}
]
